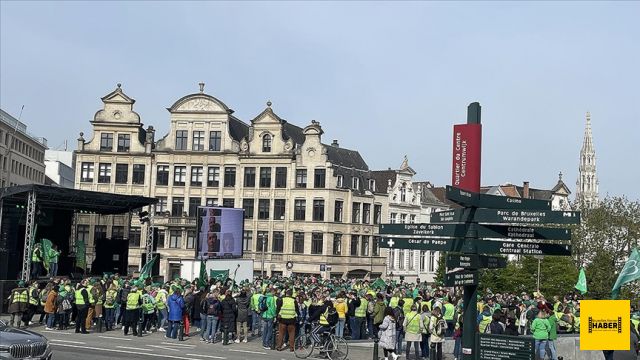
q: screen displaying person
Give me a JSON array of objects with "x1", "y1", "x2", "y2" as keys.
[
  {"x1": 207, "y1": 233, "x2": 220, "y2": 258},
  {"x1": 208, "y1": 216, "x2": 221, "y2": 232},
  {"x1": 222, "y1": 232, "x2": 235, "y2": 254}
]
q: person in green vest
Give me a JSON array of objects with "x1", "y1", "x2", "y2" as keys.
[
  {"x1": 30, "y1": 243, "x2": 43, "y2": 280},
  {"x1": 250, "y1": 286, "x2": 262, "y2": 336},
  {"x1": 420, "y1": 303, "x2": 431, "y2": 359},
  {"x1": 141, "y1": 289, "x2": 156, "y2": 333},
  {"x1": 443, "y1": 297, "x2": 455, "y2": 337},
  {"x1": 103, "y1": 284, "x2": 118, "y2": 331},
  {"x1": 530, "y1": 310, "x2": 550, "y2": 360},
  {"x1": 546, "y1": 308, "x2": 559, "y2": 360},
  {"x1": 155, "y1": 285, "x2": 169, "y2": 332},
  {"x1": 373, "y1": 293, "x2": 386, "y2": 338},
  {"x1": 123, "y1": 285, "x2": 142, "y2": 336},
  {"x1": 48, "y1": 244, "x2": 61, "y2": 277},
  {"x1": 402, "y1": 292, "x2": 414, "y2": 316},
  {"x1": 477, "y1": 305, "x2": 492, "y2": 333},
  {"x1": 353, "y1": 292, "x2": 368, "y2": 340},
  {"x1": 403, "y1": 304, "x2": 422, "y2": 360},
  {"x1": 8, "y1": 281, "x2": 29, "y2": 328},
  {"x1": 276, "y1": 289, "x2": 299, "y2": 351},
  {"x1": 74, "y1": 281, "x2": 90, "y2": 334},
  {"x1": 261, "y1": 288, "x2": 277, "y2": 350}
]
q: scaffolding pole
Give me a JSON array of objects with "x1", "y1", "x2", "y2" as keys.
[
  {"x1": 145, "y1": 206, "x2": 155, "y2": 265},
  {"x1": 21, "y1": 191, "x2": 37, "y2": 282}
]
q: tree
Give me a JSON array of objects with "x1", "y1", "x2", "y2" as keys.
[{"x1": 434, "y1": 252, "x2": 446, "y2": 286}]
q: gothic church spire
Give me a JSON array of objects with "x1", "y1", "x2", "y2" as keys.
[{"x1": 576, "y1": 112, "x2": 599, "y2": 208}]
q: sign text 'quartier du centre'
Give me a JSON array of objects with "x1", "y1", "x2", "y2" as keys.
[
  {"x1": 379, "y1": 237, "x2": 572, "y2": 256},
  {"x1": 430, "y1": 208, "x2": 581, "y2": 225}
]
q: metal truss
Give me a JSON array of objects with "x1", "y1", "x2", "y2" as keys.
[{"x1": 21, "y1": 191, "x2": 36, "y2": 282}]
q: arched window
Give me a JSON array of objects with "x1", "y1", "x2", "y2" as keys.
[
  {"x1": 400, "y1": 182, "x2": 407, "y2": 202},
  {"x1": 262, "y1": 134, "x2": 272, "y2": 152}
]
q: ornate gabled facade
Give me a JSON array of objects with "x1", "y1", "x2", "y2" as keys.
[
  {"x1": 575, "y1": 111, "x2": 599, "y2": 208},
  {"x1": 370, "y1": 157, "x2": 448, "y2": 283},
  {"x1": 74, "y1": 84, "x2": 389, "y2": 279}
]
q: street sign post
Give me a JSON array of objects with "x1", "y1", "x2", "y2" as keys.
[
  {"x1": 475, "y1": 240, "x2": 572, "y2": 256},
  {"x1": 477, "y1": 224, "x2": 571, "y2": 240},
  {"x1": 446, "y1": 185, "x2": 551, "y2": 210},
  {"x1": 379, "y1": 237, "x2": 465, "y2": 252},
  {"x1": 431, "y1": 208, "x2": 580, "y2": 225},
  {"x1": 446, "y1": 254, "x2": 508, "y2": 269},
  {"x1": 478, "y1": 333, "x2": 535, "y2": 360},
  {"x1": 445, "y1": 270, "x2": 479, "y2": 287},
  {"x1": 379, "y1": 223, "x2": 468, "y2": 237}
]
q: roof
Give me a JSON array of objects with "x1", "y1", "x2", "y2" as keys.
[
  {"x1": 429, "y1": 186, "x2": 462, "y2": 208},
  {"x1": 370, "y1": 170, "x2": 396, "y2": 194},
  {"x1": 282, "y1": 121, "x2": 306, "y2": 146},
  {"x1": 0, "y1": 185, "x2": 157, "y2": 215},
  {"x1": 229, "y1": 117, "x2": 249, "y2": 142},
  {"x1": 325, "y1": 145, "x2": 369, "y2": 171},
  {"x1": 412, "y1": 182, "x2": 447, "y2": 207}
]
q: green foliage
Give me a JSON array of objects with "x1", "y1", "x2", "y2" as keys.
[{"x1": 434, "y1": 252, "x2": 446, "y2": 286}]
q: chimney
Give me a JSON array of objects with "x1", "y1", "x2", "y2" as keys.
[
  {"x1": 331, "y1": 140, "x2": 339, "y2": 147},
  {"x1": 523, "y1": 181, "x2": 530, "y2": 198}
]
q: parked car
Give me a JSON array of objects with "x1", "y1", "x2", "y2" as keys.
[{"x1": 0, "y1": 319, "x2": 52, "y2": 360}]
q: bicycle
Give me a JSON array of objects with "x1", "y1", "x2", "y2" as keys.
[{"x1": 294, "y1": 323, "x2": 348, "y2": 360}]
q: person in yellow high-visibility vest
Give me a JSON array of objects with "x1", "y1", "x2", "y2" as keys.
[
  {"x1": 8, "y1": 281, "x2": 29, "y2": 328},
  {"x1": 403, "y1": 304, "x2": 423, "y2": 360},
  {"x1": 443, "y1": 298, "x2": 455, "y2": 337},
  {"x1": 74, "y1": 281, "x2": 90, "y2": 334},
  {"x1": 123, "y1": 285, "x2": 142, "y2": 336},
  {"x1": 276, "y1": 289, "x2": 299, "y2": 351}
]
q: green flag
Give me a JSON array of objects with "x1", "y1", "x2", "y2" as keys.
[
  {"x1": 139, "y1": 254, "x2": 159, "y2": 281},
  {"x1": 76, "y1": 239, "x2": 86, "y2": 270},
  {"x1": 41, "y1": 239, "x2": 53, "y2": 272},
  {"x1": 197, "y1": 260, "x2": 208, "y2": 288},
  {"x1": 371, "y1": 278, "x2": 385, "y2": 290},
  {"x1": 612, "y1": 248, "x2": 640, "y2": 299},
  {"x1": 574, "y1": 267, "x2": 587, "y2": 295},
  {"x1": 210, "y1": 269, "x2": 229, "y2": 282}
]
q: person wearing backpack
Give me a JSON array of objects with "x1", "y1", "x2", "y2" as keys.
[
  {"x1": 404, "y1": 304, "x2": 423, "y2": 360},
  {"x1": 420, "y1": 304, "x2": 431, "y2": 360},
  {"x1": 393, "y1": 299, "x2": 405, "y2": 354},
  {"x1": 236, "y1": 289, "x2": 250, "y2": 343},
  {"x1": 104, "y1": 284, "x2": 118, "y2": 331},
  {"x1": 488, "y1": 311, "x2": 505, "y2": 334},
  {"x1": 428, "y1": 306, "x2": 445, "y2": 360}
]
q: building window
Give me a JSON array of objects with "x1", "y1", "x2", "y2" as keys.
[
  {"x1": 188, "y1": 197, "x2": 200, "y2": 217},
  {"x1": 410, "y1": 214, "x2": 416, "y2": 223},
  {"x1": 192, "y1": 131, "x2": 204, "y2": 151},
  {"x1": 295, "y1": 169, "x2": 307, "y2": 188},
  {"x1": 112, "y1": 226, "x2": 125, "y2": 240},
  {"x1": 117, "y1": 134, "x2": 130, "y2": 152},
  {"x1": 132, "y1": 164, "x2": 145, "y2": 185},
  {"x1": 373, "y1": 236, "x2": 380, "y2": 256},
  {"x1": 352, "y1": 202, "x2": 361, "y2": 223},
  {"x1": 98, "y1": 163, "x2": 111, "y2": 183},
  {"x1": 222, "y1": 198, "x2": 235, "y2": 208},
  {"x1": 389, "y1": 249, "x2": 395, "y2": 269},
  {"x1": 224, "y1": 167, "x2": 236, "y2": 187},
  {"x1": 100, "y1": 133, "x2": 113, "y2": 151},
  {"x1": 156, "y1": 230, "x2": 165, "y2": 249},
  {"x1": 129, "y1": 228, "x2": 141, "y2": 248},
  {"x1": 244, "y1": 167, "x2": 256, "y2": 187},
  {"x1": 336, "y1": 175, "x2": 343, "y2": 188},
  {"x1": 361, "y1": 236, "x2": 369, "y2": 256},
  {"x1": 400, "y1": 183, "x2": 407, "y2": 202},
  {"x1": 274, "y1": 199, "x2": 286, "y2": 220},
  {"x1": 262, "y1": 134, "x2": 272, "y2": 152},
  {"x1": 209, "y1": 131, "x2": 221, "y2": 151},
  {"x1": 94, "y1": 225, "x2": 107, "y2": 242},
  {"x1": 332, "y1": 234, "x2": 342, "y2": 255},
  {"x1": 374, "y1": 205, "x2": 382, "y2": 224},
  {"x1": 334, "y1": 200, "x2": 343, "y2": 222},
  {"x1": 77, "y1": 224, "x2": 89, "y2": 244},
  {"x1": 156, "y1": 165, "x2": 169, "y2": 186},
  {"x1": 352, "y1": 177, "x2": 360, "y2": 190},
  {"x1": 272, "y1": 231, "x2": 284, "y2": 253},
  {"x1": 169, "y1": 230, "x2": 181, "y2": 248},
  {"x1": 259, "y1": 167, "x2": 271, "y2": 188},
  {"x1": 420, "y1": 251, "x2": 426, "y2": 271},
  {"x1": 429, "y1": 251, "x2": 435, "y2": 272},
  {"x1": 172, "y1": 198, "x2": 184, "y2": 216},
  {"x1": 172, "y1": 166, "x2": 186, "y2": 186},
  {"x1": 205, "y1": 198, "x2": 218, "y2": 207},
  {"x1": 294, "y1": 199, "x2": 306, "y2": 221},
  {"x1": 314, "y1": 169, "x2": 326, "y2": 188},
  {"x1": 191, "y1": 166, "x2": 203, "y2": 186},
  {"x1": 390, "y1": 213, "x2": 397, "y2": 224},
  {"x1": 285, "y1": 233, "x2": 300, "y2": 255},
  {"x1": 186, "y1": 230, "x2": 196, "y2": 249},
  {"x1": 310, "y1": 233, "x2": 323, "y2": 255},
  {"x1": 398, "y1": 250, "x2": 405, "y2": 270},
  {"x1": 175, "y1": 130, "x2": 188, "y2": 150},
  {"x1": 369, "y1": 179, "x2": 376, "y2": 191},
  {"x1": 243, "y1": 199, "x2": 254, "y2": 219},
  {"x1": 363, "y1": 203, "x2": 371, "y2": 224},
  {"x1": 350, "y1": 235, "x2": 359, "y2": 256},
  {"x1": 155, "y1": 197, "x2": 167, "y2": 213},
  {"x1": 258, "y1": 199, "x2": 270, "y2": 220},
  {"x1": 207, "y1": 166, "x2": 220, "y2": 187},
  {"x1": 400, "y1": 214, "x2": 407, "y2": 223},
  {"x1": 312, "y1": 199, "x2": 325, "y2": 221},
  {"x1": 256, "y1": 231, "x2": 268, "y2": 252},
  {"x1": 115, "y1": 164, "x2": 128, "y2": 184},
  {"x1": 275, "y1": 167, "x2": 287, "y2": 188},
  {"x1": 409, "y1": 251, "x2": 415, "y2": 270},
  {"x1": 80, "y1": 162, "x2": 94, "y2": 182},
  {"x1": 243, "y1": 231, "x2": 253, "y2": 251}
]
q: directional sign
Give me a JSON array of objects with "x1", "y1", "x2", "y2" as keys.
[
  {"x1": 478, "y1": 333, "x2": 534, "y2": 360},
  {"x1": 379, "y1": 237, "x2": 464, "y2": 252},
  {"x1": 445, "y1": 270, "x2": 479, "y2": 287},
  {"x1": 477, "y1": 224, "x2": 571, "y2": 240},
  {"x1": 430, "y1": 209, "x2": 471, "y2": 223},
  {"x1": 474, "y1": 209, "x2": 580, "y2": 225},
  {"x1": 447, "y1": 254, "x2": 507, "y2": 269},
  {"x1": 446, "y1": 186, "x2": 551, "y2": 210},
  {"x1": 476, "y1": 240, "x2": 572, "y2": 256},
  {"x1": 379, "y1": 223, "x2": 467, "y2": 237}
]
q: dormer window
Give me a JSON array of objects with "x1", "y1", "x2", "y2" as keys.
[
  {"x1": 352, "y1": 177, "x2": 360, "y2": 190},
  {"x1": 400, "y1": 182, "x2": 407, "y2": 202},
  {"x1": 336, "y1": 175, "x2": 343, "y2": 188},
  {"x1": 262, "y1": 134, "x2": 272, "y2": 152},
  {"x1": 369, "y1": 179, "x2": 376, "y2": 191}
]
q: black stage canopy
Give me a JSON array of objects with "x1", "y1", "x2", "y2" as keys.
[{"x1": 0, "y1": 184, "x2": 157, "y2": 214}]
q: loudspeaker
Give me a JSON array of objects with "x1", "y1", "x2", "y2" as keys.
[{"x1": 91, "y1": 238, "x2": 129, "y2": 275}]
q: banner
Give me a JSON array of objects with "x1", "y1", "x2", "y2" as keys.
[
  {"x1": 575, "y1": 267, "x2": 587, "y2": 294},
  {"x1": 612, "y1": 248, "x2": 640, "y2": 299},
  {"x1": 209, "y1": 269, "x2": 229, "y2": 282},
  {"x1": 197, "y1": 260, "x2": 208, "y2": 288},
  {"x1": 76, "y1": 239, "x2": 86, "y2": 270},
  {"x1": 452, "y1": 123, "x2": 482, "y2": 193}
]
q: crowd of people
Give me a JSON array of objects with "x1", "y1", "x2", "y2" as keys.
[{"x1": 3, "y1": 274, "x2": 601, "y2": 360}]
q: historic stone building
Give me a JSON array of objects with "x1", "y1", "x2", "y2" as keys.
[
  {"x1": 370, "y1": 157, "x2": 448, "y2": 283},
  {"x1": 74, "y1": 84, "x2": 388, "y2": 279},
  {"x1": 0, "y1": 109, "x2": 47, "y2": 187},
  {"x1": 575, "y1": 112, "x2": 599, "y2": 208}
]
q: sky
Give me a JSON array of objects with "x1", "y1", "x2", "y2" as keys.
[{"x1": 1, "y1": 2, "x2": 639, "y2": 200}]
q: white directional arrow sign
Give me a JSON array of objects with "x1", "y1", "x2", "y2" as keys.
[{"x1": 386, "y1": 239, "x2": 395, "y2": 248}]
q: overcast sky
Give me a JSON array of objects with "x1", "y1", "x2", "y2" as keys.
[{"x1": 1, "y1": 2, "x2": 638, "y2": 200}]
